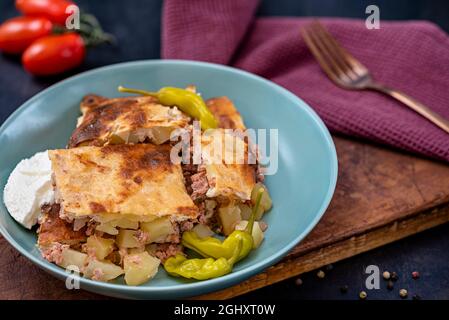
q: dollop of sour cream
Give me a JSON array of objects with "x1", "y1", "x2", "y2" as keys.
[{"x1": 3, "y1": 151, "x2": 54, "y2": 229}]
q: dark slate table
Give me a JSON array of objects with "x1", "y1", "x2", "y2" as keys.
[{"x1": 1, "y1": 0, "x2": 448, "y2": 300}]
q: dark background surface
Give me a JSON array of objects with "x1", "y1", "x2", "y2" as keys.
[{"x1": 1, "y1": 0, "x2": 449, "y2": 300}]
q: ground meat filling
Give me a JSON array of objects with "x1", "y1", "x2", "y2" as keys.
[
  {"x1": 151, "y1": 244, "x2": 184, "y2": 262},
  {"x1": 38, "y1": 203, "x2": 87, "y2": 247},
  {"x1": 134, "y1": 230, "x2": 149, "y2": 245},
  {"x1": 183, "y1": 160, "x2": 210, "y2": 206},
  {"x1": 182, "y1": 163, "x2": 198, "y2": 195},
  {"x1": 91, "y1": 268, "x2": 104, "y2": 281},
  {"x1": 182, "y1": 160, "x2": 223, "y2": 231},
  {"x1": 180, "y1": 220, "x2": 195, "y2": 232},
  {"x1": 85, "y1": 220, "x2": 98, "y2": 236},
  {"x1": 41, "y1": 243, "x2": 69, "y2": 265},
  {"x1": 190, "y1": 168, "x2": 209, "y2": 202}
]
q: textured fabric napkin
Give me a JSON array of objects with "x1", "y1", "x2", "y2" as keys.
[{"x1": 162, "y1": 0, "x2": 449, "y2": 161}]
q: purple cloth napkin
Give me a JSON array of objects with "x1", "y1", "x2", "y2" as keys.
[{"x1": 162, "y1": 0, "x2": 449, "y2": 161}]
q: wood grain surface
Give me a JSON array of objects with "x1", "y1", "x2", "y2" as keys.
[{"x1": 1, "y1": 136, "x2": 449, "y2": 300}]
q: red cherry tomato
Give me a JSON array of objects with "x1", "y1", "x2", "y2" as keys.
[
  {"x1": 22, "y1": 32, "x2": 85, "y2": 76},
  {"x1": 16, "y1": 0, "x2": 75, "y2": 26},
  {"x1": 0, "y1": 16, "x2": 52, "y2": 54}
]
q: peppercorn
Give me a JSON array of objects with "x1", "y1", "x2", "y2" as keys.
[
  {"x1": 399, "y1": 289, "x2": 408, "y2": 299},
  {"x1": 390, "y1": 271, "x2": 399, "y2": 282},
  {"x1": 412, "y1": 294, "x2": 421, "y2": 300},
  {"x1": 387, "y1": 280, "x2": 394, "y2": 291},
  {"x1": 340, "y1": 285, "x2": 348, "y2": 294},
  {"x1": 382, "y1": 271, "x2": 391, "y2": 280},
  {"x1": 295, "y1": 278, "x2": 303, "y2": 286},
  {"x1": 317, "y1": 270, "x2": 325, "y2": 279},
  {"x1": 325, "y1": 264, "x2": 334, "y2": 272},
  {"x1": 359, "y1": 291, "x2": 367, "y2": 300},
  {"x1": 412, "y1": 271, "x2": 420, "y2": 280}
]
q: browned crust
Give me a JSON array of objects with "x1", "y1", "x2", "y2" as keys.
[
  {"x1": 37, "y1": 204, "x2": 86, "y2": 247},
  {"x1": 70, "y1": 96, "x2": 150, "y2": 147},
  {"x1": 80, "y1": 94, "x2": 108, "y2": 114},
  {"x1": 49, "y1": 144, "x2": 199, "y2": 220},
  {"x1": 200, "y1": 129, "x2": 256, "y2": 201},
  {"x1": 206, "y1": 97, "x2": 246, "y2": 130},
  {"x1": 69, "y1": 95, "x2": 189, "y2": 148}
]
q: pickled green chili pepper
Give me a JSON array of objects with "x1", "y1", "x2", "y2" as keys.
[
  {"x1": 164, "y1": 239, "x2": 242, "y2": 280},
  {"x1": 164, "y1": 189, "x2": 263, "y2": 280},
  {"x1": 117, "y1": 85, "x2": 218, "y2": 130},
  {"x1": 182, "y1": 188, "x2": 264, "y2": 261}
]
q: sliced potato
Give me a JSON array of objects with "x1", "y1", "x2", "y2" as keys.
[
  {"x1": 150, "y1": 127, "x2": 173, "y2": 145},
  {"x1": 112, "y1": 219, "x2": 139, "y2": 230},
  {"x1": 218, "y1": 205, "x2": 241, "y2": 235},
  {"x1": 235, "y1": 220, "x2": 264, "y2": 249},
  {"x1": 59, "y1": 248, "x2": 88, "y2": 270},
  {"x1": 124, "y1": 252, "x2": 160, "y2": 286},
  {"x1": 84, "y1": 259, "x2": 124, "y2": 281},
  {"x1": 96, "y1": 219, "x2": 139, "y2": 235},
  {"x1": 96, "y1": 222, "x2": 119, "y2": 235},
  {"x1": 140, "y1": 217, "x2": 174, "y2": 243},
  {"x1": 116, "y1": 229, "x2": 140, "y2": 248},
  {"x1": 86, "y1": 235, "x2": 115, "y2": 260},
  {"x1": 192, "y1": 224, "x2": 215, "y2": 238}
]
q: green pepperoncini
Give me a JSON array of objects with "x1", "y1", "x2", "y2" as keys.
[
  {"x1": 118, "y1": 86, "x2": 218, "y2": 130},
  {"x1": 163, "y1": 188, "x2": 264, "y2": 280}
]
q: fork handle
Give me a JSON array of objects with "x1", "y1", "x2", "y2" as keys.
[{"x1": 367, "y1": 83, "x2": 449, "y2": 134}]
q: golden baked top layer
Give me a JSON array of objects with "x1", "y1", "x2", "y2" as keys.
[
  {"x1": 201, "y1": 129, "x2": 256, "y2": 201},
  {"x1": 69, "y1": 94, "x2": 190, "y2": 147},
  {"x1": 206, "y1": 96, "x2": 246, "y2": 130},
  {"x1": 49, "y1": 144, "x2": 198, "y2": 221}
]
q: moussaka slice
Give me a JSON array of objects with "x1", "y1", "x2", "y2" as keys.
[
  {"x1": 68, "y1": 94, "x2": 190, "y2": 147},
  {"x1": 37, "y1": 144, "x2": 198, "y2": 285},
  {"x1": 49, "y1": 144, "x2": 198, "y2": 223},
  {"x1": 183, "y1": 129, "x2": 263, "y2": 235}
]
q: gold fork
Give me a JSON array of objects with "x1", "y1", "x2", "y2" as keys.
[{"x1": 301, "y1": 20, "x2": 449, "y2": 134}]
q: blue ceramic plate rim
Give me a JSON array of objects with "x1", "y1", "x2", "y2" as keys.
[{"x1": 0, "y1": 60, "x2": 338, "y2": 298}]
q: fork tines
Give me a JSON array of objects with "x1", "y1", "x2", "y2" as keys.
[{"x1": 300, "y1": 20, "x2": 369, "y2": 87}]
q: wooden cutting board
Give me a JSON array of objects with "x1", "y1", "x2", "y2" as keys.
[{"x1": 1, "y1": 136, "x2": 449, "y2": 299}]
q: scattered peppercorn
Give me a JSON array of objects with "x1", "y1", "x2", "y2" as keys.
[
  {"x1": 412, "y1": 294, "x2": 421, "y2": 300},
  {"x1": 359, "y1": 291, "x2": 367, "y2": 300},
  {"x1": 390, "y1": 272, "x2": 399, "y2": 282},
  {"x1": 340, "y1": 285, "x2": 348, "y2": 294},
  {"x1": 295, "y1": 278, "x2": 303, "y2": 286},
  {"x1": 317, "y1": 270, "x2": 325, "y2": 279},
  {"x1": 383, "y1": 271, "x2": 391, "y2": 280},
  {"x1": 387, "y1": 280, "x2": 394, "y2": 291},
  {"x1": 412, "y1": 271, "x2": 420, "y2": 280},
  {"x1": 325, "y1": 264, "x2": 334, "y2": 272},
  {"x1": 399, "y1": 289, "x2": 408, "y2": 299}
]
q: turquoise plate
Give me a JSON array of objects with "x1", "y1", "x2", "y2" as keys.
[{"x1": 0, "y1": 60, "x2": 337, "y2": 299}]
